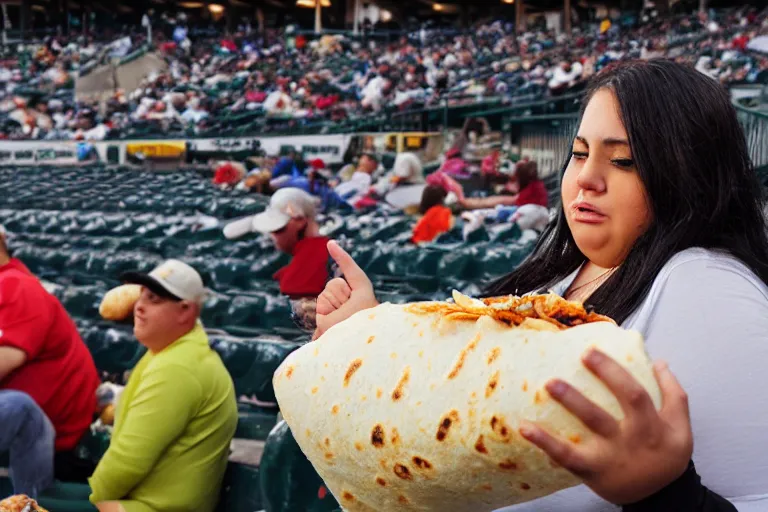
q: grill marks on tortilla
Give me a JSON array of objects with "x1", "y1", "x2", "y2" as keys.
[
  {"x1": 486, "y1": 370, "x2": 500, "y2": 398},
  {"x1": 375, "y1": 477, "x2": 387, "y2": 487},
  {"x1": 486, "y1": 347, "x2": 501, "y2": 365},
  {"x1": 398, "y1": 495, "x2": 410, "y2": 505},
  {"x1": 344, "y1": 359, "x2": 363, "y2": 387},
  {"x1": 342, "y1": 491, "x2": 355, "y2": 503},
  {"x1": 371, "y1": 424, "x2": 386, "y2": 448},
  {"x1": 499, "y1": 459, "x2": 518, "y2": 470},
  {"x1": 436, "y1": 410, "x2": 459, "y2": 441},
  {"x1": 394, "y1": 463, "x2": 413, "y2": 480},
  {"x1": 391, "y1": 427, "x2": 401, "y2": 446},
  {"x1": 412, "y1": 456, "x2": 433, "y2": 470},
  {"x1": 285, "y1": 366, "x2": 295, "y2": 379},
  {"x1": 366, "y1": 336, "x2": 375, "y2": 344},
  {"x1": 447, "y1": 333, "x2": 482, "y2": 379},
  {"x1": 490, "y1": 415, "x2": 513, "y2": 442},
  {"x1": 474, "y1": 435, "x2": 489, "y2": 454},
  {"x1": 392, "y1": 366, "x2": 411, "y2": 401}
]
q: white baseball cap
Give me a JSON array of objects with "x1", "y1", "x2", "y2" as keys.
[
  {"x1": 223, "y1": 188, "x2": 318, "y2": 240},
  {"x1": 122, "y1": 259, "x2": 206, "y2": 303}
]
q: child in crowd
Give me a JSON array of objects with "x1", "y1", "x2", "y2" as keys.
[{"x1": 411, "y1": 185, "x2": 454, "y2": 244}]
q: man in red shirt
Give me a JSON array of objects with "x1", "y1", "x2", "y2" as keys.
[
  {"x1": 224, "y1": 188, "x2": 330, "y2": 330},
  {"x1": 0, "y1": 225, "x2": 100, "y2": 496}
]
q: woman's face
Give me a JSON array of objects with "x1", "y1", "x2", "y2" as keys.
[{"x1": 561, "y1": 88, "x2": 652, "y2": 268}]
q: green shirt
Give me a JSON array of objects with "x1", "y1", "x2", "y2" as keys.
[{"x1": 89, "y1": 323, "x2": 238, "y2": 512}]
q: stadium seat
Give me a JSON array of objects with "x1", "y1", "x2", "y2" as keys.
[{"x1": 259, "y1": 421, "x2": 340, "y2": 512}]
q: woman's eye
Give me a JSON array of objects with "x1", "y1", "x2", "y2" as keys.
[
  {"x1": 571, "y1": 151, "x2": 588, "y2": 160},
  {"x1": 611, "y1": 158, "x2": 635, "y2": 169}
]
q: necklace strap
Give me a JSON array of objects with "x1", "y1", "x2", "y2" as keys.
[{"x1": 567, "y1": 267, "x2": 617, "y2": 297}]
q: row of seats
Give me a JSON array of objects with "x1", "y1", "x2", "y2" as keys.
[{"x1": 0, "y1": 167, "x2": 266, "y2": 217}]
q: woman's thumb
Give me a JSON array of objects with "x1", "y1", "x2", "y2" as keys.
[{"x1": 328, "y1": 240, "x2": 370, "y2": 289}]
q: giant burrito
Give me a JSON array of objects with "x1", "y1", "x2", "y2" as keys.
[{"x1": 273, "y1": 292, "x2": 662, "y2": 511}]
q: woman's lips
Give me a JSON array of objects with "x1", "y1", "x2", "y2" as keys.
[{"x1": 571, "y1": 201, "x2": 607, "y2": 224}]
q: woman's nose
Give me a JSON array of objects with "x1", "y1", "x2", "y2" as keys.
[{"x1": 575, "y1": 157, "x2": 607, "y2": 194}]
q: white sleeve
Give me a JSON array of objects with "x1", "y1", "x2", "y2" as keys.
[{"x1": 641, "y1": 259, "x2": 768, "y2": 506}]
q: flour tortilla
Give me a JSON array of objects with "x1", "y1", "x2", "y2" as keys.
[{"x1": 273, "y1": 297, "x2": 662, "y2": 512}]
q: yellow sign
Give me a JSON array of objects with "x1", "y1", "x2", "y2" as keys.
[{"x1": 126, "y1": 141, "x2": 186, "y2": 160}]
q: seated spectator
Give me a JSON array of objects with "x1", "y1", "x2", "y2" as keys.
[
  {"x1": 512, "y1": 160, "x2": 548, "y2": 207},
  {"x1": 180, "y1": 98, "x2": 208, "y2": 124},
  {"x1": 460, "y1": 160, "x2": 548, "y2": 210},
  {"x1": 0, "y1": 225, "x2": 99, "y2": 497},
  {"x1": 548, "y1": 60, "x2": 584, "y2": 94},
  {"x1": 223, "y1": 189, "x2": 330, "y2": 330},
  {"x1": 89, "y1": 260, "x2": 237, "y2": 512},
  {"x1": 238, "y1": 168, "x2": 273, "y2": 194},
  {"x1": 412, "y1": 185, "x2": 454, "y2": 244},
  {"x1": 373, "y1": 152, "x2": 425, "y2": 196},
  {"x1": 334, "y1": 153, "x2": 379, "y2": 208},
  {"x1": 270, "y1": 147, "x2": 306, "y2": 184},
  {"x1": 438, "y1": 148, "x2": 469, "y2": 178},
  {"x1": 212, "y1": 161, "x2": 245, "y2": 189},
  {"x1": 225, "y1": 188, "x2": 328, "y2": 297}
]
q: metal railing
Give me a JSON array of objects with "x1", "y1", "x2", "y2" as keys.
[{"x1": 734, "y1": 101, "x2": 768, "y2": 172}]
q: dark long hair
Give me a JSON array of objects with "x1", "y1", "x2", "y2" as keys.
[
  {"x1": 419, "y1": 185, "x2": 448, "y2": 215},
  {"x1": 485, "y1": 59, "x2": 768, "y2": 324},
  {"x1": 515, "y1": 160, "x2": 540, "y2": 190}
]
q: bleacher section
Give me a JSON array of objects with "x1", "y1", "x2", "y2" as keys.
[{"x1": 0, "y1": 165, "x2": 539, "y2": 511}]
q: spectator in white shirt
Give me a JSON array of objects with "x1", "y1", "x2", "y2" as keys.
[{"x1": 334, "y1": 153, "x2": 379, "y2": 207}]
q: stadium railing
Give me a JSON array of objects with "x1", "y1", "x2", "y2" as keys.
[{"x1": 734, "y1": 101, "x2": 768, "y2": 178}]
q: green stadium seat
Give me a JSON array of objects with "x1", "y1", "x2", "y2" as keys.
[{"x1": 259, "y1": 421, "x2": 340, "y2": 512}]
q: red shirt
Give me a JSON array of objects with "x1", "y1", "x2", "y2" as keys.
[
  {"x1": 213, "y1": 163, "x2": 242, "y2": 186},
  {"x1": 0, "y1": 259, "x2": 99, "y2": 451},
  {"x1": 516, "y1": 180, "x2": 549, "y2": 207},
  {"x1": 273, "y1": 237, "x2": 330, "y2": 298},
  {"x1": 412, "y1": 205, "x2": 453, "y2": 244}
]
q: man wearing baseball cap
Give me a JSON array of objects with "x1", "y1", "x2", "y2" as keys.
[
  {"x1": 89, "y1": 260, "x2": 237, "y2": 512},
  {"x1": 224, "y1": 188, "x2": 330, "y2": 332},
  {"x1": 224, "y1": 188, "x2": 330, "y2": 300}
]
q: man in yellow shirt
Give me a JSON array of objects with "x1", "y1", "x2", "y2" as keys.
[{"x1": 89, "y1": 260, "x2": 238, "y2": 512}]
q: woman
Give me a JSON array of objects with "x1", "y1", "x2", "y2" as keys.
[
  {"x1": 314, "y1": 60, "x2": 768, "y2": 511},
  {"x1": 460, "y1": 160, "x2": 549, "y2": 210}
]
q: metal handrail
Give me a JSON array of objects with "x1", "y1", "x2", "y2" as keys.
[{"x1": 734, "y1": 99, "x2": 768, "y2": 170}]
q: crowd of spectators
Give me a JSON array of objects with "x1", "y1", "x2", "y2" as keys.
[{"x1": 0, "y1": 5, "x2": 765, "y2": 141}]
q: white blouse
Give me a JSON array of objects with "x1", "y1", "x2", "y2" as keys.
[{"x1": 496, "y1": 248, "x2": 768, "y2": 512}]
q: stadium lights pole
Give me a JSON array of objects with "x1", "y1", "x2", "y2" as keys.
[
  {"x1": 516, "y1": 0, "x2": 525, "y2": 33},
  {"x1": 315, "y1": 0, "x2": 322, "y2": 34},
  {"x1": 352, "y1": 0, "x2": 360, "y2": 36},
  {"x1": 142, "y1": 12, "x2": 152, "y2": 46}
]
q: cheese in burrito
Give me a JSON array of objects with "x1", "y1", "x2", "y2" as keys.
[{"x1": 273, "y1": 292, "x2": 662, "y2": 511}]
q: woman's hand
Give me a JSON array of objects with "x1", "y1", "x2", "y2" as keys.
[
  {"x1": 314, "y1": 241, "x2": 378, "y2": 340},
  {"x1": 519, "y1": 349, "x2": 693, "y2": 505}
]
